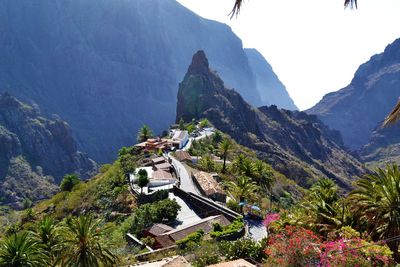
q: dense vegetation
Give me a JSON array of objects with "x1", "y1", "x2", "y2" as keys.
[{"x1": 2, "y1": 122, "x2": 400, "y2": 266}]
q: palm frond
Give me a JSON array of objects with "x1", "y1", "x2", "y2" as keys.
[
  {"x1": 230, "y1": 0, "x2": 244, "y2": 19},
  {"x1": 344, "y1": 0, "x2": 358, "y2": 9},
  {"x1": 383, "y1": 98, "x2": 400, "y2": 127}
]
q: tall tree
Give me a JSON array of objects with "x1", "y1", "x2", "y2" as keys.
[
  {"x1": 137, "y1": 169, "x2": 150, "y2": 194},
  {"x1": 0, "y1": 232, "x2": 48, "y2": 267},
  {"x1": 60, "y1": 174, "x2": 80, "y2": 192},
  {"x1": 31, "y1": 217, "x2": 62, "y2": 265},
  {"x1": 178, "y1": 118, "x2": 186, "y2": 131},
  {"x1": 219, "y1": 138, "x2": 232, "y2": 173},
  {"x1": 225, "y1": 176, "x2": 259, "y2": 203},
  {"x1": 254, "y1": 160, "x2": 275, "y2": 209},
  {"x1": 349, "y1": 164, "x2": 400, "y2": 261},
  {"x1": 59, "y1": 215, "x2": 117, "y2": 267},
  {"x1": 137, "y1": 125, "x2": 153, "y2": 143}
]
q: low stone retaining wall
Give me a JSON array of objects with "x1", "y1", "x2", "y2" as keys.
[{"x1": 172, "y1": 186, "x2": 241, "y2": 222}]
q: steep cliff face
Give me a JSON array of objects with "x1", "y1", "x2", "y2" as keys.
[
  {"x1": 308, "y1": 38, "x2": 400, "y2": 151},
  {"x1": 245, "y1": 49, "x2": 297, "y2": 110},
  {"x1": 177, "y1": 51, "x2": 366, "y2": 190},
  {"x1": 0, "y1": 93, "x2": 97, "y2": 208},
  {"x1": 360, "y1": 123, "x2": 400, "y2": 166},
  {"x1": 0, "y1": 0, "x2": 297, "y2": 163}
]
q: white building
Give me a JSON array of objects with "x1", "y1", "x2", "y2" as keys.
[{"x1": 172, "y1": 130, "x2": 189, "y2": 149}]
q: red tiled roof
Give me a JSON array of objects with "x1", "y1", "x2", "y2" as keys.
[
  {"x1": 146, "y1": 223, "x2": 174, "y2": 236},
  {"x1": 194, "y1": 171, "x2": 224, "y2": 196},
  {"x1": 174, "y1": 151, "x2": 192, "y2": 162},
  {"x1": 155, "y1": 162, "x2": 172, "y2": 170},
  {"x1": 152, "y1": 170, "x2": 174, "y2": 180}
]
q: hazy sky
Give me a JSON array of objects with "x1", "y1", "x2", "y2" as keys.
[{"x1": 177, "y1": 0, "x2": 400, "y2": 110}]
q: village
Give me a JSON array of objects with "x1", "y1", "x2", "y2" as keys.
[{"x1": 128, "y1": 121, "x2": 267, "y2": 266}]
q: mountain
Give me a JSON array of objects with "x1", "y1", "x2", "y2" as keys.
[
  {"x1": 0, "y1": 0, "x2": 295, "y2": 163},
  {"x1": 177, "y1": 51, "x2": 366, "y2": 190},
  {"x1": 308, "y1": 38, "x2": 400, "y2": 151},
  {"x1": 244, "y1": 49, "x2": 297, "y2": 110},
  {"x1": 0, "y1": 93, "x2": 97, "y2": 208},
  {"x1": 360, "y1": 123, "x2": 400, "y2": 167}
]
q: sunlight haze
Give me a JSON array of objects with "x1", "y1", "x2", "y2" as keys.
[{"x1": 177, "y1": 0, "x2": 400, "y2": 110}]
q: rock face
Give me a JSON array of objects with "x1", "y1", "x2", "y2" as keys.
[
  {"x1": 0, "y1": 0, "x2": 295, "y2": 163},
  {"x1": 177, "y1": 51, "x2": 366, "y2": 190},
  {"x1": 360, "y1": 123, "x2": 400, "y2": 166},
  {"x1": 0, "y1": 93, "x2": 97, "y2": 207},
  {"x1": 244, "y1": 49, "x2": 297, "y2": 110},
  {"x1": 308, "y1": 38, "x2": 400, "y2": 151}
]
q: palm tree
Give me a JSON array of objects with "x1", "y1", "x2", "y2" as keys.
[
  {"x1": 59, "y1": 215, "x2": 117, "y2": 267},
  {"x1": 0, "y1": 232, "x2": 48, "y2": 267},
  {"x1": 31, "y1": 217, "x2": 62, "y2": 264},
  {"x1": 231, "y1": 154, "x2": 246, "y2": 174},
  {"x1": 199, "y1": 154, "x2": 215, "y2": 172},
  {"x1": 254, "y1": 160, "x2": 275, "y2": 209},
  {"x1": 309, "y1": 178, "x2": 338, "y2": 204},
  {"x1": 241, "y1": 158, "x2": 255, "y2": 178},
  {"x1": 230, "y1": 0, "x2": 358, "y2": 18},
  {"x1": 349, "y1": 164, "x2": 400, "y2": 261},
  {"x1": 225, "y1": 176, "x2": 259, "y2": 203},
  {"x1": 383, "y1": 98, "x2": 400, "y2": 126},
  {"x1": 137, "y1": 125, "x2": 153, "y2": 143},
  {"x1": 219, "y1": 138, "x2": 232, "y2": 173}
]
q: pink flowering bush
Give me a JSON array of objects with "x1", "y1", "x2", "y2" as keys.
[
  {"x1": 264, "y1": 225, "x2": 321, "y2": 266},
  {"x1": 265, "y1": 226, "x2": 393, "y2": 267},
  {"x1": 262, "y1": 213, "x2": 280, "y2": 228}
]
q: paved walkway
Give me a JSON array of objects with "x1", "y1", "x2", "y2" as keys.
[
  {"x1": 245, "y1": 217, "x2": 267, "y2": 241},
  {"x1": 170, "y1": 156, "x2": 201, "y2": 195},
  {"x1": 169, "y1": 192, "x2": 201, "y2": 228}
]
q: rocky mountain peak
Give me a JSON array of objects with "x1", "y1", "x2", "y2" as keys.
[
  {"x1": 187, "y1": 50, "x2": 210, "y2": 76},
  {"x1": 177, "y1": 51, "x2": 366, "y2": 190}
]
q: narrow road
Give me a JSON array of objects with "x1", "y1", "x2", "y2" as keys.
[{"x1": 170, "y1": 156, "x2": 201, "y2": 195}]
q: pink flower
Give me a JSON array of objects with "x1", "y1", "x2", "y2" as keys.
[{"x1": 262, "y1": 213, "x2": 280, "y2": 227}]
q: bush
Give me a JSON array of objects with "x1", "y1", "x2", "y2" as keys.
[
  {"x1": 219, "y1": 238, "x2": 266, "y2": 262},
  {"x1": 124, "y1": 199, "x2": 181, "y2": 236},
  {"x1": 210, "y1": 218, "x2": 244, "y2": 238},
  {"x1": 176, "y1": 229, "x2": 204, "y2": 249},
  {"x1": 60, "y1": 174, "x2": 80, "y2": 192}
]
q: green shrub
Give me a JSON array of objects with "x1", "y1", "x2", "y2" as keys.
[
  {"x1": 218, "y1": 238, "x2": 266, "y2": 262},
  {"x1": 124, "y1": 199, "x2": 181, "y2": 236},
  {"x1": 60, "y1": 174, "x2": 80, "y2": 192},
  {"x1": 176, "y1": 229, "x2": 204, "y2": 249},
  {"x1": 210, "y1": 218, "x2": 244, "y2": 238}
]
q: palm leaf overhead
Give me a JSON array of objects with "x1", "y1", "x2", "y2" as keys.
[
  {"x1": 344, "y1": 0, "x2": 358, "y2": 8},
  {"x1": 383, "y1": 98, "x2": 400, "y2": 127},
  {"x1": 230, "y1": 0, "x2": 358, "y2": 18}
]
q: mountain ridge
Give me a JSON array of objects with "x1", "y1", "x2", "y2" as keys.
[
  {"x1": 177, "y1": 50, "x2": 366, "y2": 190},
  {"x1": 0, "y1": 93, "x2": 97, "y2": 208},
  {"x1": 307, "y1": 38, "x2": 400, "y2": 152},
  {"x1": 0, "y1": 0, "x2": 296, "y2": 163}
]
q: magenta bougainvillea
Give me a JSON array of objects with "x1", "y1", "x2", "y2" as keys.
[{"x1": 264, "y1": 226, "x2": 393, "y2": 267}]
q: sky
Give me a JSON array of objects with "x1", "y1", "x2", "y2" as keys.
[{"x1": 177, "y1": 0, "x2": 400, "y2": 110}]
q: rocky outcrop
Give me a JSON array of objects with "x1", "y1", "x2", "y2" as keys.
[
  {"x1": 308, "y1": 38, "x2": 400, "y2": 151},
  {"x1": 245, "y1": 49, "x2": 297, "y2": 110},
  {"x1": 177, "y1": 51, "x2": 366, "y2": 190},
  {"x1": 0, "y1": 93, "x2": 97, "y2": 208},
  {"x1": 0, "y1": 0, "x2": 295, "y2": 163}
]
